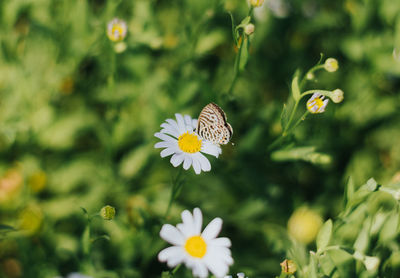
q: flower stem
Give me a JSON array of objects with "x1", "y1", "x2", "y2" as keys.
[{"x1": 164, "y1": 167, "x2": 185, "y2": 219}]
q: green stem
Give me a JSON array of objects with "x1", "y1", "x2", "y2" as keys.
[
  {"x1": 171, "y1": 264, "x2": 181, "y2": 275},
  {"x1": 227, "y1": 34, "x2": 245, "y2": 96},
  {"x1": 164, "y1": 167, "x2": 184, "y2": 219},
  {"x1": 300, "y1": 89, "x2": 331, "y2": 99},
  {"x1": 299, "y1": 64, "x2": 324, "y2": 89},
  {"x1": 283, "y1": 100, "x2": 299, "y2": 135}
]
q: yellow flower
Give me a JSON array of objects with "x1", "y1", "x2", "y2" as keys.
[
  {"x1": 28, "y1": 171, "x2": 47, "y2": 193},
  {"x1": 107, "y1": 18, "x2": 127, "y2": 42},
  {"x1": 324, "y1": 58, "x2": 339, "y2": 72},
  {"x1": 100, "y1": 205, "x2": 116, "y2": 220},
  {"x1": 307, "y1": 93, "x2": 329, "y2": 114},
  {"x1": 288, "y1": 207, "x2": 323, "y2": 244},
  {"x1": 19, "y1": 204, "x2": 43, "y2": 235},
  {"x1": 250, "y1": 0, "x2": 264, "y2": 7}
]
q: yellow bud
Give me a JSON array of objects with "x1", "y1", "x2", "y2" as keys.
[
  {"x1": 114, "y1": 42, "x2": 127, "y2": 53},
  {"x1": 280, "y1": 259, "x2": 297, "y2": 274},
  {"x1": 306, "y1": 72, "x2": 315, "y2": 80},
  {"x1": 28, "y1": 171, "x2": 47, "y2": 193},
  {"x1": 107, "y1": 18, "x2": 128, "y2": 42},
  {"x1": 19, "y1": 204, "x2": 43, "y2": 235},
  {"x1": 250, "y1": 0, "x2": 264, "y2": 7},
  {"x1": 100, "y1": 205, "x2": 116, "y2": 220},
  {"x1": 324, "y1": 58, "x2": 339, "y2": 72},
  {"x1": 288, "y1": 207, "x2": 323, "y2": 244}
]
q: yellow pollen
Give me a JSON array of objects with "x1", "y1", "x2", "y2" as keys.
[
  {"x1": 184, "y1": 235, "x2": 207, "y2": 258},
  {"x1": 178, "y1": 132, "x2": 202, "y2": 153},
  {"x1": 314, "y1": 97, "x2": 324, "y2": 108},
  {"x1": 307, "y1": 96, "x2": 324, "y2": 113}
]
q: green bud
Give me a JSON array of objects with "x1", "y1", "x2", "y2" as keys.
[{"x1": 100, "y1": 205, "x2": 116, "y2": 220}]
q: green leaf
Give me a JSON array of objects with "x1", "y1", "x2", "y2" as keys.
[
  {"x1": 379, "y1": 212, "x2": 399, "y2": 242},
  {"x1": 354, "y1": 219, "x2": 371, "y2": 253},
  {"x1": 280, "y1": 103, "x2": 288, "y2": 130},
  {"x1": 239, "y1": 37, "x2": 249, "y2": 72},
  {"x1": 291, "y1": 70, "x2": 301, "y2": 101},
  {"x1": 317, "y1": 219, "x2": 333, "y2": 253},
  {"x1": 271, "y1": 146, "x2": 332, "y2": 165},
  {"x1": 344, "y1": 176, "x2": 355, "y2": 205},
  {"x1": 228, "y1": 12, "x2": 238, "y2": 45},
  {"x1": 319, "y1": 253, "x2": 336, "y2": 277},
  {"x1": 309, "y1": 251, "x2": 319, "y2": 278},
  {"x1": 82, "y1": 226, "x2": 90, "y2": 255},
  {"x1": 0, "y1": 224, "x2": 16, "y2": 231},
  {"x1": 239, "y1": 16, "x2": 251, "y2": 26}
]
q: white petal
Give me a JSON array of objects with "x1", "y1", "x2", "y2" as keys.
[
  {"x1": 161, "y1": 123, "x2": 179, "y2": 138},
  {"x1": 177, "y1": 223, "x2": 193, "y2": 238},
  {"x1": 208, "y1": 246, "x2": 233, "y2": 264},
  {"x1": 160, "y1": 147, "x2": 177, "y2": 158},
  {"x1": 194, "y1": 153, "x2": 211, "y2": 172},
  {"x1": 158, "y1": 246, "x2": 185, "y2": 267},
  {"x1": 204, "y1": 255, "x2": 230, "y2": 278},
  {"x1": 193, "y1": 208, "x2": 203, "y2": 235},
  {"x1": 192, "y1": 261, "x2": 209, "y2": 278},
  {"x1": 192, "y1": 158, "x2": 201, "y2": 174},
  {"x1": 166, "y1": 118, "x2": 179, "y2": 131},
  {"x1": 155, "y1": 132, "x2": 176, "y2": 143},
  {"x1": 201, "y1": 141, "x2": 222, "y2": 158},
  {"x1": 183, "y1": 155, "x2": 192, "y2": 170},
  {"x1": 202, "y1": 218, "x2": 222, "y2": 240},
  {"x1": 209, "y1": 237, "x2": 231, "y2": 248},
  {"x1": 160, "y1": 224, "x2": 185, "y2": 245},
  {"x1": 184, "y1": 115, "x2": 192, "y2": 126},
  {"x1": 175, "y1": 113, "x2": 186, "y2": 133},
  {"x1": 192, "y1": 119, "x2": 198, "y2": 129},
  {"x1": 181, "y1": 209, "x2": 195, "y2": 232},
  {"x1": 170, "y1": 153, "x2": 185, "y2": 167},
  {"x1": 155, "y1": 141, "x2": 174, "y2": 149}
]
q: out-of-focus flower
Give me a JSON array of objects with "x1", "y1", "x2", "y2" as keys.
[
  {"x1": 126, "y1": 195, "x2": 148, "y2": 228},
  {"x1": 100, "y1": 205, "x2": 116, "y2": 220},
  {"x1": 53, "y1": 273, "x2": 93, "y2": 278},
  {"x1": 19, "y1": 204, "x2": 43, "y2": 235},
  {"x1": 330, "y1": 89, "x2": 344, "y2": 103},
  {"x1": 307, "y1": 93, "x2": 329, "y2": 114},
  {"x1": 28, "y1": 171, "x2": 47, "y2": 193},
  {"x1": 287, "y1": 207, "x2": 323, "y2": 244},
  {"x1": 158, "y1": 208, "x2": 233, "y2": 278},
  {"x1": 324, "y1": 58, "x2": 339, "y2": 72},
  {"x1": 154, "y1": 113, "x2": 221, "y2": 174},
  {"x1": 244, "y1": 24, "x2": 255, "y2": 35},
  {"x1": 0, "y1": 168, "x2": 23, "y2": 203},
  {"x1": 107, "y1": 18, "x2": 127, "y2": 42},
  {"x1": 225, "y1": 273, "x2": 248, "y2": 278},
  {"x1": 250, "y1": 0, "x2": 264, "y2": 7},
  {"x1": 393, "y1": 48, "x2": 400, "y2": 62},
  {"x1": 280, "y1": 259, "x2": 297, "y2": 274}
]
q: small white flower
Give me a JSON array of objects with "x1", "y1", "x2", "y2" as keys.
[
  {"x1": 107, "y1": 18, "x2": 127, "y2": 42},
  {"x1": 158, "y1": 208, "x2": 233, "y2": 278},
  {"x1": 306, "y1": 93, "x2": 329, "y2": 114},
  {"x1": 154, "y1": 113, "x2": 221, "y2": 174}
]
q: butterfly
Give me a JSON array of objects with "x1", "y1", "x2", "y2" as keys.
[{"x1": 196, "y1": 103, "x2": 233, "y2": 145}]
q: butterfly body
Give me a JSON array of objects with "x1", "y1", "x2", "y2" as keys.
[{"x1": 197, "y1": 103, "x2": 233, "y2": 145}]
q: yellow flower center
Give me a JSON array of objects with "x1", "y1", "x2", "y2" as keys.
[
  {"x1": 184, "y1": 235, "x2": 207, "y2": 258},
  {"x1": 307, "y1": 96, "x2": 324, "y2": 113},
  {"x1": 178, "y1": 132, "x2": 202, "y2": 153}
]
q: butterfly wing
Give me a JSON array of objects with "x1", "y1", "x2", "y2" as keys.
[{"x1": 197, "y1": 103, "x2": 233, "y2": 145}]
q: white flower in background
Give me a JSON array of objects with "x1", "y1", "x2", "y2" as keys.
[
  {"x1": 225, "y1": 272, "x2": 248, "y2": 278},
  {"x1": 306, "y1": 93, "x2": 329, "y2": 114},
  {"x1": 154, "y1": 114, "x2": 221, "y2": 174},
  {"x1": 54, "y1": 273, "x2": 92, "y2": 278},
  {"x1": 158, "y1": 208, "x2": 233, "y2": 278},
  {"x1": 107, "y1": 18, "x2": 127, "y2": 42},
  {"x1": 249, "y1": 0, "x2": 264, "y2": 7},
  {"x1": 254, "y1": 0, "x2": 290, "y2": 21}
]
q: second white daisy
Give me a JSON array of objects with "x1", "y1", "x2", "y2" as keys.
[
  {"x1": 154, "y1": 113, "x2": 221, "y2": 174},
  {"x1": 158, "y1": 208, "x2": 233, "y2": 278}
]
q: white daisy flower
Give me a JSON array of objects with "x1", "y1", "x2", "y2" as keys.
[
  {"x1": 158, "y1": 208, "x2": 233, "y2": 278},
  {"x1": 107, "y1": 18, "x2": 127, "y2": 42},
  {"x1": 306, "y1": 93, "x2": 329, "y2": 114},
  {"x1": 154, "y1": 113, "x2": 222, "y2": 174},
  {"x1": 225, "y1": 272, "x2": 248, "y2": 278}
]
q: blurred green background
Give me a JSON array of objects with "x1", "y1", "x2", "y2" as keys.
[{"x1": 0, "y1": 0, "x2": 400, "y2": 277}]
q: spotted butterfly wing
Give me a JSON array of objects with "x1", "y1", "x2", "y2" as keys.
[{"x1": 197, "y1": 103, "x2": 233, "y2": 145}]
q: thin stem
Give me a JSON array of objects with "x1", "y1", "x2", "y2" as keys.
[
  {"x1": 283, "y1": 100, "x2": 299, "y2": 135},
  {"x1": 227, "y1": 34, "x2": 244, "y2": 96},
  {"x1": 171, "y1": 264, "x2": 181, "y2": 275},
  {"x1": 164, "y1": 167, "x2": 184, "y2": 219},
  {"x1": 299, "y1": 64, "x2": 324, "y2": 89},
  {"x1": 300, "y1": 89, "x2": 331, "y2": 99}
]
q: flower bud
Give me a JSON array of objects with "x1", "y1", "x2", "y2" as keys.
[
  {"x1": 324, "y1": 58, "x2": 339, "y2": 72},
  {"x1": 100, "y1": 205, "x2": 116, "y2": 220},
  {"x1": 306, "y1": 72, "x2": 315, "y2": 80},
  {"x1": 244, "y1": 24, "x2": 255, "y2": 35},
  {"x1": 280, "y1": 259, "x2": 297, "y2": 274},
  {"x1": 288, "y1": 207, "x2": 323, "y2": 244},
  {"x1": 364, "y1": 256, "x2": 380, "y2": 272},
  {"x1": 114, "y1": 41, "x2": 127, "y2": 53},
  {"x1": 330, "y1": 89, "x2": 344, "y2": 103},
  {"x1": 250, "y1": 0, "x2": 264, "y2": 7}
]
